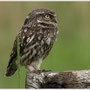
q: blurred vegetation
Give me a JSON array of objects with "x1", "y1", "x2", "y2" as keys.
[{"x1": 0, "y1": 2, "x2": 90, "y2": 88}]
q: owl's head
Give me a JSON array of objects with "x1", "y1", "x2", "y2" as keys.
[{"x1": 24, "y1": 8, "x2": 57, "y2": 28}]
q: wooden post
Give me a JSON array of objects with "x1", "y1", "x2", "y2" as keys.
[{"x1": 25, "y1": 70, "x2": 90, "y2": 89}]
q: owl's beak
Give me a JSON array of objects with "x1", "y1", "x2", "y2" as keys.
[
  {"x1": 52, "y1": 17, "x2": 57, "y2": 23},
  {"x1": 49, "y1": 20, "x2": 57, "y2": 27}
]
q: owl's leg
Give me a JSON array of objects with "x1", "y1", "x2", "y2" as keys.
[
  {"x1": 26, "y1": 65, "x2": 36, "y2": 72},
  {"x1": 26, "y1": 64, "x2": 40, "y2": 72},
  {"x1": 26, "y1": 58, "x2": 42, "y2": 72}
]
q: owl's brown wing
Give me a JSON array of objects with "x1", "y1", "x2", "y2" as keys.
[{"x1": 5, "y1": 27, "x2": 35, "y2": 77}]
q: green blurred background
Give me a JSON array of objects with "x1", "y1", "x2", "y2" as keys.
[{"x1": 0, "y1": 2, "x2": 90, "y2": 88}]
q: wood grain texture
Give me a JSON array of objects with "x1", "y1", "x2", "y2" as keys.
[{"x1": 25, "y1": 70, "x2": 90, "y2": 89}]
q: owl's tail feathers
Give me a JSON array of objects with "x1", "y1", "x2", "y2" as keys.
[{"x1": 5, "y1": 63, "x2": 17, "y2": 77}]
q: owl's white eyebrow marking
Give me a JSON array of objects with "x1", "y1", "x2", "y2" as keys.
[
  {"x1": 36, "y1": 12, "x2": 44, "y2": 15},
  {"x1": 37, "y1": 19, "x2": 57, "y2": 27}
]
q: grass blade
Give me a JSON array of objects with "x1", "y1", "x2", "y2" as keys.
[{"x1": 17, "y1": 35, "x2": 21, "y2": 88}]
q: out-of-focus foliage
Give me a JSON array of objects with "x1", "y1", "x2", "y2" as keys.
[{"x1": 0, "y1": 2, "x2": 90, "y2": 88}]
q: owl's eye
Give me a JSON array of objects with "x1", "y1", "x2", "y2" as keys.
[{"x1": 45, "y1": 15, "x2": 50, "y2": 19}]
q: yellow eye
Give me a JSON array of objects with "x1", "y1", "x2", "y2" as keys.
[{"x1": 45, "y1": 15, "x2": 50, "y2": 19}]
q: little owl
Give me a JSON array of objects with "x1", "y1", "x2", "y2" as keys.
[{"x1": 5, "y1": 8, "x2": 58, "y2": 77}]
